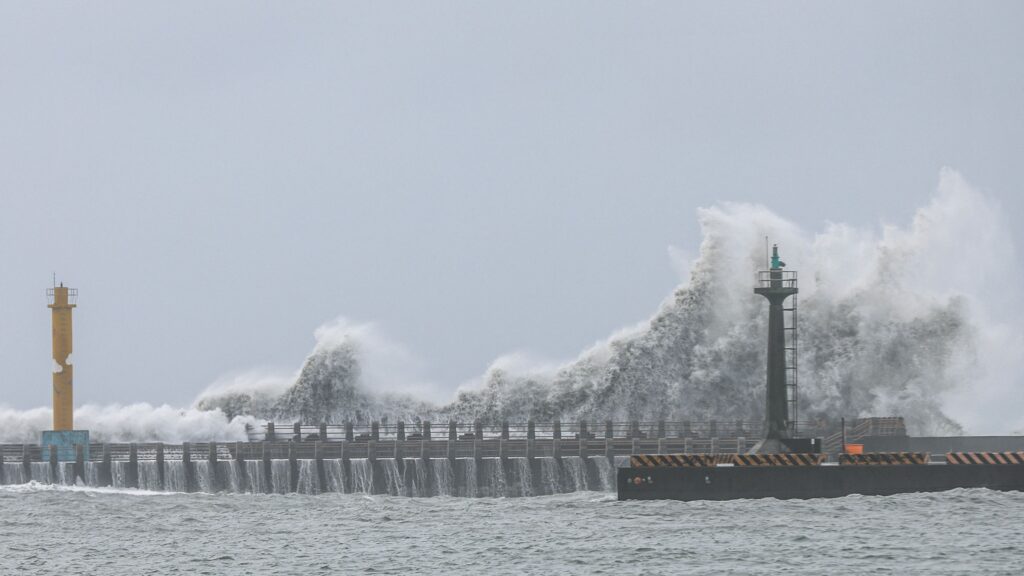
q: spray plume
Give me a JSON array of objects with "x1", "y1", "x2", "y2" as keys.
[{"x1": 1, "y1": 169, "x2": 1019, "y2": 441}]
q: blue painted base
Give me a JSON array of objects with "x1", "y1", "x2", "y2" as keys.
[{"x1": 41, "y1": 430, "x2": 90, "y2": 462}]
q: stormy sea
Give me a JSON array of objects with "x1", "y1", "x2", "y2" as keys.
[
  {"x1": 2, "y1": 172, "x2": 1023, "y2": 574},
  {"x1": 2, "y1": 484, "x2": 1022, "y2": 575}
]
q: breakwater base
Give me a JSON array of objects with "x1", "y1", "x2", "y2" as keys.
[
  {"x1": 1, "y1": 443, "x2": 620, "y2": 496},
  {"x1": 1, "y1": 420, "x2": 763, "y2": 496},
  {"x1": 0, "y1": 427, "x2": 758, "y2": 496}
]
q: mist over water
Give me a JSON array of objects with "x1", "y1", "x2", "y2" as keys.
[{"x1": 2, "y1": 170, "x2": 1020, "y2": 441}]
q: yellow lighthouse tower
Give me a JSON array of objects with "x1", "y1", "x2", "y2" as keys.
[
  {"x1": 48, "y1": 284, "x2": 76, "y2": 430},
  {"x1": 41, "y1": 282, "x2": 88, "y2": 461}
]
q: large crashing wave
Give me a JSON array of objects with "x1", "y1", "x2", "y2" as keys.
[
  {"x1": 2, "y1": 169, "x2": 1018, "y2": 442},
  {"x1": 194, "y1": 320, "x2": 437, "y2": 425},
  {"x1": 194, "y1": 169, "x2": 1022, "y2": 436}
]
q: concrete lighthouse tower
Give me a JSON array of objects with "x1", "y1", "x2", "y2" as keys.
[
  {"x1": 752, "y1": 245, "x2": 799, "y2": 453},
  {"x1": 41, "y1": 282, "x2": 88, "y2": 461}
]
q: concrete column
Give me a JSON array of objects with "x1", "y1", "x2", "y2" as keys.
[
  {"x1": 604, "y1": 438, "x2": 613, "y2": 461},
  {"x1": 709, "y1": 420, "x2": 718, "y2": 438},
  {"x1": 499, "y1": 439, "x2": 506, "y2": 460},
  {"x1": 395, "y1": 439, "x2": 405, "y2": 476},
  {"x1": 579, "y1": 437, "x2": 587, "y2": 458},
  {"x1": 682, "y1": 420, "x2": 692, "y2": 438},
  {"x1": 423, "y1": 421, "x2": 431, "y2": 440},
  {"x1": 657, "y1": 421, "x2": 666, "y2": 439},
  {"x1": 397, "y1": 421, "x2": 405, "y2": 441},
  {"x1": 419, "y1": 439, "x2": 427, "y2": 461},
  {"x1": 684, "y1": 437, "x2": 692, "y2": 453},
  {"x1": 630, "y1": 421, "x2": 640, "y2": 439},
  {"x1": 234, "y1": 441, "x2": 247, "y2": 492},
  {"x1": 74, "y1": 443, "x2": 86, "y2": 485},
  {"x1": 100, "y1": 443, "x2": 112, "y2": 487},
  {"x1": 553, "y1": 421, "x2": 561, "y2": 440},
  {"x1": 262, "y1": 442, "x2": 272, "y2": 493},
  {"x1": 22, "y1": 444, "x2": 34, "y2": 482},
  {"x1": 737, "y1": 437, "x2": 746, "y2": 454},
  {"x1": 288, "y1": 442, "x2": 298, "y2": 493},
  {"x1": 207, "y1": 442, "x2": 217, "y2": 492},
  {"x1": 128, "y1": 443, "x2": 139, "y2": 489},
  {"x1": 266, "y1": 422, "x2": 276, "y2": 441},
  {"x1": 527, "y1": 420, "x2": 535, "y2": 440},
  {"x1": 631, "y1": 438, "x2": 639, "y2": 456},
  {"x1": 49, "y1": 445, "x2": 59, "y2": 483},
  {"x1": 340, "y1": 441, "x2": 351, "y2": 494},
  {"x1": 605, "y1": 420, "x2": 614, "y2": 439},
  {"x1": 293, "y1": 422, "x2": 302, "y2": 441},
  {"x1": 473, "y1": 440, "x2": 480, "y2": 459},
  {"x1": 553, "y1": 438, "x2": 562, "y2": 460},
  {"x1": 579, "y1": 420, "x2": 588, "y2": 438},
  {"x1": 657, "y1": 438, "x2": 665, "y2": 455},
  {"x1": 155, "y1": 443, "x2": 165, "y2": 490},
  {"x1": 501, "y1": 421, "x2": 509, "y2": 440},
  {"x1": 182, "y1": 442, "x2": 195, "y2": 493},
  {"x1": 526, "y1": 439, "x2": 535, "y2": 460},
  {"x1": 320, "y1": 423, "x2": 328, "y2": 441},
  {"x1": 446, "y1": 438, "x2": 454, "y2": 460},
  {"x1": 371, "y1": 421, "x2": 380, "y2": 441},
  {"x1": 448, "y1": 421, "x2": 457, "y2": 441},
  {"x1": 710, "y1": 437, "x2": 718, "y2": 454},
  {"x1": 345, "y1": 422, "x2": 354, "y2": 442},
  {"x1": 368, "y1": 440, "x2": 377, "y2": 462},
  {"x1": 315, "y1": 441, "x2": 326, "y2": 494}
]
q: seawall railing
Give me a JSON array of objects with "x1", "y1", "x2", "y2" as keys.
[{"x1": 256, "y1": 420, "x2": 772, "y2": 442}]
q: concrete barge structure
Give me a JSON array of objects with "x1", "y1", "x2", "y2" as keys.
[{"x1": 618, "y1": 454, "x2": 1024, "y2": 501}]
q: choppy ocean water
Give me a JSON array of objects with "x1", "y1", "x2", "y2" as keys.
[{"x1": 1, "y1": 484, "x2": 1022, "y2": 575}]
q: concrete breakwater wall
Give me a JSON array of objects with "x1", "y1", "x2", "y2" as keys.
[
  {"x1": 0, "y1": 438, "x2": 757, "y2": 496},
  {"x1": 1, "y1": 454, "x2": 621, "y2": 496}
]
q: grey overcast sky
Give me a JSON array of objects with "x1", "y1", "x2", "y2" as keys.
[{"x1": 1, "y1": 2, "x2": 1022, "y2": 409}]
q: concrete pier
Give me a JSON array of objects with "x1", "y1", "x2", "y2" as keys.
[{"x1": 2, "y1": 426, "x2": 767, "y2": 495}]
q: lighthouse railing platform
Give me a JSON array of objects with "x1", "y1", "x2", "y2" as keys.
[{"x1": 755, "y1": 269, "x2": 798, "y2": 289}]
